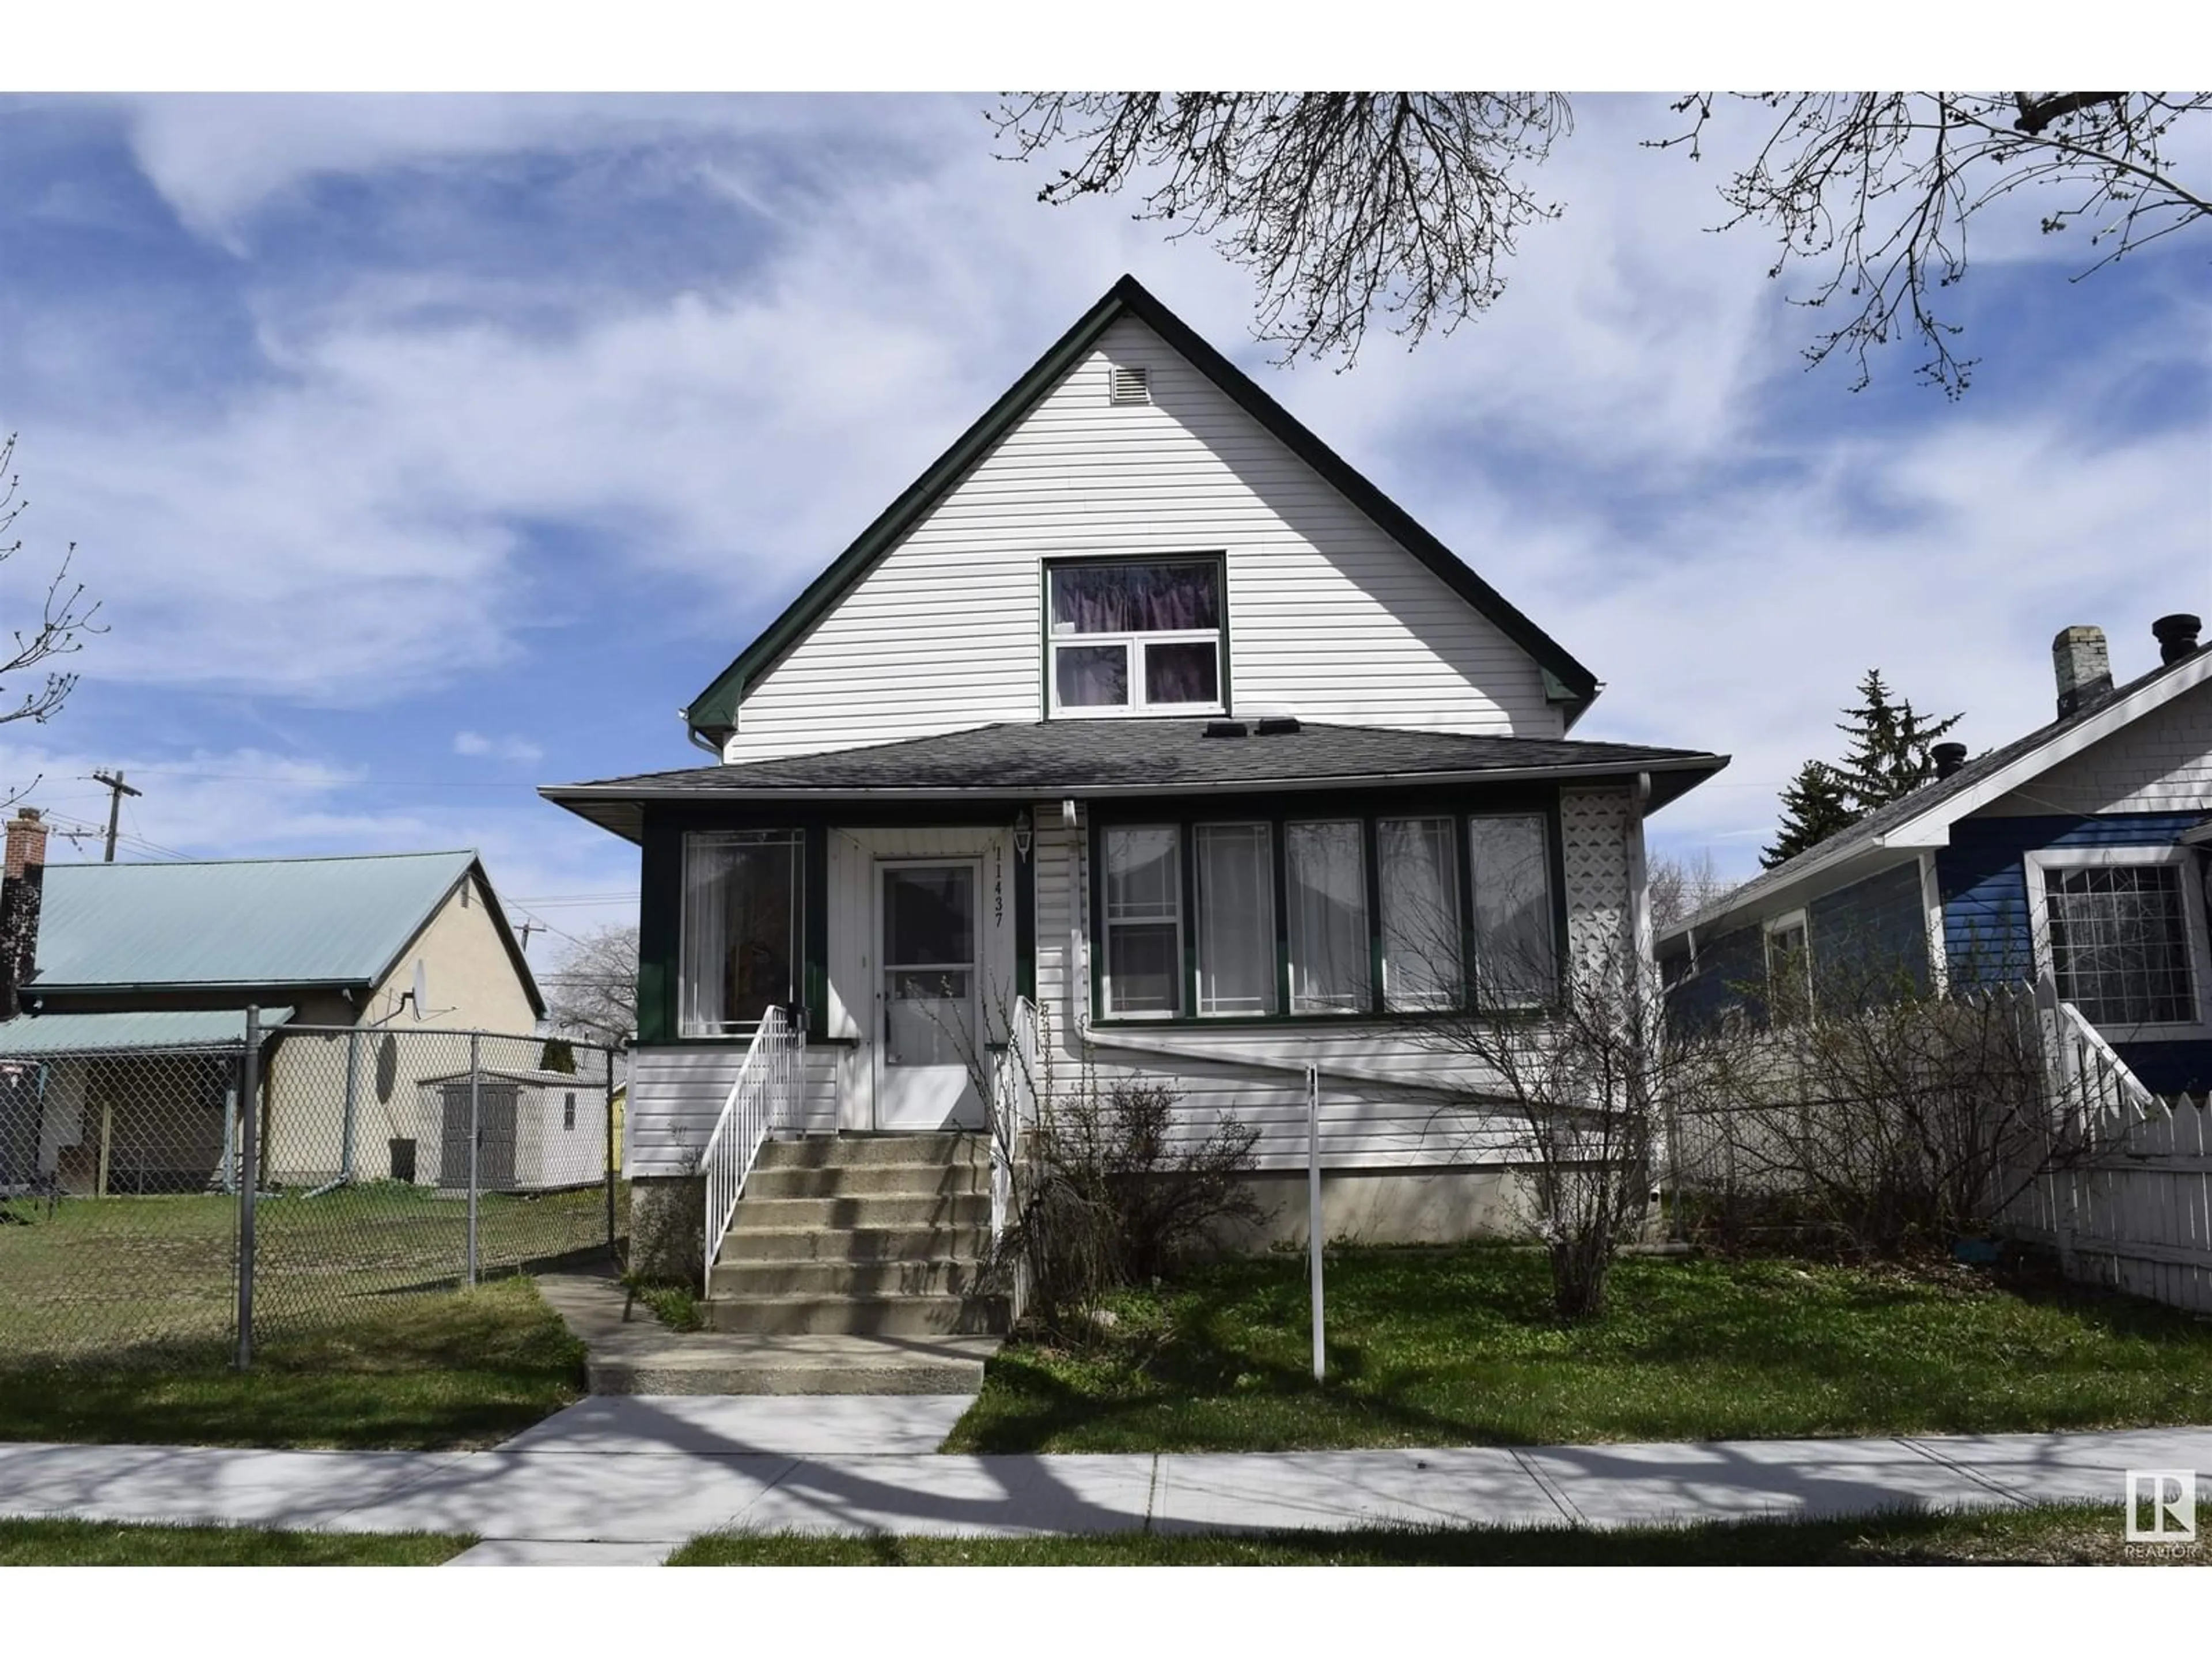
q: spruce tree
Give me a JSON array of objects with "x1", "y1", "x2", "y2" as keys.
[
  {"x1": 1762, "y1": 760, "x2": 1857, "y2": 868},
  {"x1": 1762, "y1": 670, "x2": 1969, "y2": 869},
  {"x1": 1834, "y1": 668, "x2": 1964, "y2": 810}
]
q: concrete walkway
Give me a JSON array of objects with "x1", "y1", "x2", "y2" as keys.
[
  {"x1": 1, "y1": 1402, "x2": 2204, "y2": 1566},
  {"x1": 534, "y1": 1271, "x2": 1001, "y2": 1395}
]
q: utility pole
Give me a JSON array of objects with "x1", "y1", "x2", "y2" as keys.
[
  {"x1": 516, "y1": 918, "x2": 544, "y2": 952},
  {"x1": 90, "y1": 769, "x2": 142, "y2": 863}
]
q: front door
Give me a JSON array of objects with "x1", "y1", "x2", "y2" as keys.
[{"x1": 876, "y1": 862, "x2": 983, "y2": 1131}]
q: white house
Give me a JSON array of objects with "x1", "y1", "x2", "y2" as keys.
[{"x1": 543, "y1": 276, "x2": 1728, "y2": 1328}]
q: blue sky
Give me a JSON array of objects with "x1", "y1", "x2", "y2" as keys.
[{"x1": 0, "y1": 92, "x2": 2205, "y2": 954}]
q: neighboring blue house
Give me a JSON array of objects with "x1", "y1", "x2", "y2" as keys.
[{"x1": 1658, "y1": 615, "x2": 2212, "y2": 1097}]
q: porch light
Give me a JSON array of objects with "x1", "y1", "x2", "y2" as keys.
[{"x1": 1012, "y1": 808, "x2": 1033, "y2": 859}]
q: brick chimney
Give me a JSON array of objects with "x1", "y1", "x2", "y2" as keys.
[
  {"x1": 0, "y1": 808, "x2": 50, "y2": 1022},
  {"x1": 2052, "y1": 625, "x2": 2113, "y2": 719}
]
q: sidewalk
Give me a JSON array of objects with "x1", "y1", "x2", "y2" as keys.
[{"x1": 1, "y1": 1397, "x2": 2204, "y2": 1566}]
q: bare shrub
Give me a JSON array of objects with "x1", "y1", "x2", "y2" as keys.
[
  {"x1": 1416, "y1": 927, "x2": 1725, "y2": 1323},
  {"x1": 957, "y1": 997, "x2": 1264, "y2": 1338},
  {"x1": 1676, "y1": 939, "x2": 2083, "y2": 1260}
]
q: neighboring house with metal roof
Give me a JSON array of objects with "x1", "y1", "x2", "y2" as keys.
[
  {"x1": 1657, "y1": 616, "x2": 2212, "y2": 1097},
  {"x1": 0, "y1": 825, "x2": 544, "y2": 1194},
  {"x1": 542, "y1": 274, "x2": 1729, "y2": 1301}
]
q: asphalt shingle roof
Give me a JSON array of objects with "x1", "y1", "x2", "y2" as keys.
[
  {"x1": 544, "y1": 719, "x2": 1729, "y2": 841},
  {"x1": 1666, "y1": 643, "x2": 2212, "y2": 942}
]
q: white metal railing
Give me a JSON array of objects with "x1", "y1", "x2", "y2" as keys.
[
  {"x1": 988, "y1": 995, "x2": 1039, "y2": 1323},
  {"x1": 699, "y1": 1006, "x2": 805, "y2": 1275},
  {"x1": 2033, "y1": 972, "x2": 2165, "y2": 1131}
]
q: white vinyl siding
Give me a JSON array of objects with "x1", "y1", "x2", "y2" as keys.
[
  {"x1": 724, "y1": 316, "x2": 1560, "y2": 762},
  {"x1": 1981, "y1": 678, "x2": 2212, "y2": 817}
]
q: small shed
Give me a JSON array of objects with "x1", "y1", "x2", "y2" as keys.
[{"x1": 415, "y1": 1066, "x2": 606, "y2": 1194}]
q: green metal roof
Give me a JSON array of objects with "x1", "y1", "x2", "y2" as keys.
[
  {"x1": 27, "y1": 851, "x2": 539, "y2": 1013},
  {"x1": 0, "y1": 1006, "x2": 295, "y2": 1056}
]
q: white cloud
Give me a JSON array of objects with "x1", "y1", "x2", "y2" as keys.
[
  {"x1": 453, "y1": 731, "x2": 544, "y2": 764},
  {"x1": 5, "y1": 93, "x2": 2200, "y2": 901},
  {"x1": 0, "y1": 734, "x2": 637, "y2": 943}
]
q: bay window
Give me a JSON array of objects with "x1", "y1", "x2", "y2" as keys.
[
  {"x1": 1379, "y1": 817, "x2": 1461, "y2": 1010},
  {"x1": 1093, "y1": 805, "x2": 1565, "y2": 1022},
  {"x1": 1287, "y1": 821, "x2": 1371, "y2": 1013},
  {"x1": 679, "y1": 830, "x2": 802, "y2": 1037},
  {"x1": 1196, "y1": 823, "x2": 1276, "y2": 1016},
  {"x1": 1467, "y1": 815, "x2": 1556, "y2": 1006},
  {"x1": 1049, "y1": 559, "x2": 1222, "y2": 714},
  {"x1": 1103, "y1": 825, "x2": 1183, "y2": 1016}
]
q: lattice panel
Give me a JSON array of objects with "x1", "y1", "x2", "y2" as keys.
[{"x1": 1561, "y1": 787, "x2": 1632, "y2": 979}]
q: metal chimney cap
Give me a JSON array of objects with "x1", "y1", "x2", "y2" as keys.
[{"x1": 2153, "y1": 613, "x2": 2203, "y2": 664}]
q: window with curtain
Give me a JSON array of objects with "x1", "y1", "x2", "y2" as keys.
[
  {"x1": 1287, "y1": 820, "x2": 1370, "y2": 1013},
  {"x1": 1468, "y1": 815, "x2": 1555, "y2": 1006},
  {"x1": 679, "y1": 830, "x2": 802, "y2": 1037},
  {"x1": 1049, "y1": 560, "x2": 1222, "y2": 714},
  {"x1": 1195, "y1": 823, "x2": 1275, "y2": 1016},
  {"x1": 1103, "y1": 825, "x2": 1183, "y2": 1015},
  {"x1": 1378, "y1": 816, "x2": 1461, "y2": 1011}
]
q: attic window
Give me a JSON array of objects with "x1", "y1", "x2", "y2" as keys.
[
  {"x1": 1048, "y1": 558, "x2": 1223, "y2": 717},
  {"x1": 1109, "y1": 364, "x2": 1150, "y2": 406}
]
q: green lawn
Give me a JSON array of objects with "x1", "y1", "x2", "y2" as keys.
[
  {"x1": 669, "y1": 1502, "x2": 2195, "y2": 1567},
  {"x1": 0, "y1": 1277, "x2": 587, "y2": 1450},
  {"x1": 0, "y1": 1181, "x2": 618, "y2": 1363},
  {"x1": 944, "y1": 1246, "x2": 2212, "y2": 1453},
  {"x1": 0, "y1": 1518, "x2": 474, "y2": 1566}
]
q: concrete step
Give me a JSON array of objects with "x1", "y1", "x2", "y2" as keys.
[
  {"x1": 756, "y1": 1134, "x2": 986, "y2": 1170},
  {"x1": 703, "y1": 1292, "x2": 1010, "y2": 1338},
  {"x1": 709, "y1": 1256, "x2": 987, "y2": 1300},
  {"x1": 585, "y1": 1334, "x2": 1001, "y2": 1396},
  {"x1": 728, "y1": 1192, "x2": 991, "y2": 1232},
  {"x1": 742, "y1": 1162, "x2": 988, "y2": 1200},
  {"x1": 717, "y1": 1224, "x2": 992, "y2": 1264}
]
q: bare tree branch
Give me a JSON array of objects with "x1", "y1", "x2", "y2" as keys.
[
  {"x1": 991, "y1": 92, "x2": 1570, "y2": 365},
  {"x1": 995, "y1": 93, "x2": 2210, "y2": 393}
]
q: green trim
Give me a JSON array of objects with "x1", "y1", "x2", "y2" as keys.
[
  {"x1": 683, "y1": 274, "x2": 1600, "y2": 740},
  {"x1": 1362, "y1": 816, "x2": 1385, "y2": 1016},
  {"x1": 1014, "y1": 821, "x2": 1037, "y2": 1002},
  {"x1": 1178, "y1": 823, "x2": 1199, "y2": 1018},
  {"x1": 635, "y1": 815, "x2": 681, "y2": 1046},
  {"x1": 803, "y1": 824, "x2": 828, "y2": 1042}
]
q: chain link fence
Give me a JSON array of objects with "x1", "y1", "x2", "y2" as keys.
[{"x1": 0, "y1": 1017, "x2": 624, "y2": 1366}]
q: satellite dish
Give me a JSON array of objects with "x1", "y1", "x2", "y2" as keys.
[{"x1": 411, "y1": 960, "x2": 429, "y2": 1021}]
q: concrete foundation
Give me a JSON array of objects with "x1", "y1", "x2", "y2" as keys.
[
  {"x1": 1219, "y1": 1165, "x2": 1534, "y2": 1250},
  {"x1": 627, "y1": 1173, "x2": 706, "y2": 1286}
]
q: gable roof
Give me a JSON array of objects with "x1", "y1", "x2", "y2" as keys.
[
  {"x1": 1661, "y1": 643, "x2": 2212, "y2": 947},
  {"x1": 27, "y1": 850, "x2": 546, "y2": 1014},
  {"x1": 684, "y1": 274, "x2": 1602, "y2": 743},
  {"x1": 544, "y1": 719, "x2": 1727, "y2": 842}
]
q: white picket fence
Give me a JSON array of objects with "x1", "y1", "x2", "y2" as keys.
[{"x1": 2005, "y1": 985, "x2": 2212, "y2": 1316}]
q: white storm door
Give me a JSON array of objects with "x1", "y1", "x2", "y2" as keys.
[{"x1": 875, "y1": 862, "x2": 984, "y2": 1131}]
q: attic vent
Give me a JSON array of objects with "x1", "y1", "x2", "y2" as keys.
[{"x1": 1109, "y1": 364, "x2": 1151, "y2": 406}]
